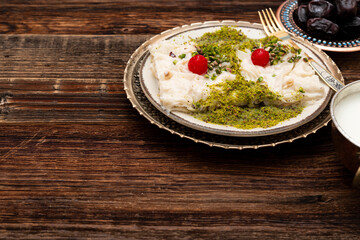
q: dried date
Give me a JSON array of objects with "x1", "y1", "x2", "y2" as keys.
[
  {"x1": 308, "y1": 0, "x2": 335, "y2": 18},
  {"x1": 294, "y1": 5, "x2": 309, "y2": 28},
  {"x1": 335, "y1": 0, "x2": 357, "y2": 19},
  {"x1": 307, "y1": 18, "x2": 340, "y2": 38}
]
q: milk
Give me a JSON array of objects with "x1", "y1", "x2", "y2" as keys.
[{"x1": 334, "y1": 92, "x2": 360, "y2": 146}]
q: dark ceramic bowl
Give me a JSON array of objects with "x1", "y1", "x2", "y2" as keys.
[{"x1": 276, "y1": 0, "x2": 360, "y2": 52}]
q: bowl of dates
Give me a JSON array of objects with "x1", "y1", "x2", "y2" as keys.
[{"x1": 276, "y1": 0, "x2": 360, "y2": 52}]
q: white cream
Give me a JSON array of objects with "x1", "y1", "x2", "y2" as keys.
[
  {"x1": 237, "y1": 47, "x2": 326, "y2": 106},
  {"x1": 148, "y1": 41, "x2": 236, "y2": 112},
  {"x1": 334, "y1": 92, "x2": 360, "y2": 146},
  {"x1": 149, "y1": 38, "x2": 326, "y2": 113}
]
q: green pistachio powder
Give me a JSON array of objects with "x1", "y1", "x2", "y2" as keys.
[{"x1": 183, "y1": 26, "x2": 306, "y2": 129}]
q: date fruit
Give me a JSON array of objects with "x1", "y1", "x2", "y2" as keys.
[
  {"x1": 308, "y1": 0, "x2": 335, "y2": 18},
  {"x1": 294, "y1": 5, "x2": 309, "y2": 27},
  {"x1": 335, "y1": 0, "x2": 357, "y2": 19},
  {"x1": 294, "y1": 0, "x2": 360, "y2": 41},
  {"x1": 307, "y1": 17, "x2": 340, "y2": 38}
]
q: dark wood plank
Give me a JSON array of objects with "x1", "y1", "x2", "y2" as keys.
[
  {"x1": 0, "y1": 34, "x2": 152, "y2": 122},
  {"x1": 0, "y1": 123, "x2": 359, "y2": 239},
  {"x1": 0, "y1": 0, "x2": 281, "y2": 35}
]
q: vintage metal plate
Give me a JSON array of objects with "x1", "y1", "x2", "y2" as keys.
[
  {"x1": 139, "y1": 23, "x2": 332, "y2": 137},
  {"x1": 276, "y1": 0, "x2": 360, "y2": 52},
  {"x1": 124, "y1": 20, "x2": 344, "y2": 149}
]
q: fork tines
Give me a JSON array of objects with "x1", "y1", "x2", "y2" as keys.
[{"x1": 258, "y1": 8, "x2": 290, "y2": 40}]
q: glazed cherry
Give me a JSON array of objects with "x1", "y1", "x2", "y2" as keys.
[
  {"x1": 188, "y1": 55, "x2": 208, "y2": 75},
  {"x1": 251, "y1": 48, "x2": 270, "y2": 67}
]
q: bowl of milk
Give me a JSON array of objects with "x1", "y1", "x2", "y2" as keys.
[{"x1": 330, "y1": 80, "x2": 360, "y2": 187}]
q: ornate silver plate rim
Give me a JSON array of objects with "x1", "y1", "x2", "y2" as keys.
[
  {"x1": 139, "y1": 23, "x2": 333, "y2": 137},
  {"x1": 123, "y1": 20, "x2": 344, "y2": 149}
]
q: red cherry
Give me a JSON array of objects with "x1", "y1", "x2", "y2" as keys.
[
  {"x1": 251, "y1": 48, "x2": 270, "y2": 67},
  {"x1": 188, "y1": 55, "x2": 208, "y2": 75}
]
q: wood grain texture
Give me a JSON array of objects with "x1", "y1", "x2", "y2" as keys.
[
  {"x1": 0, "y1": 0, "x2": 360, "y2": 239},
  {"x1": 0, "y1": 34, "x2": 151, "y2": 122},
  {"x1": 0, "y1": 123, "x2": 360, "y2": 239},
  {"x1": 0, "y1": 0, "x2": 281, "y2": 35}
]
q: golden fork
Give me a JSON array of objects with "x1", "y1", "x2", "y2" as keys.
[{"x1": 258, "y1": 8, "x2": 344, "y2": 92}]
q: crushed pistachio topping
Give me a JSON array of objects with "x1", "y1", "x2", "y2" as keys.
[
  {"x1": 259, "y1": 38, "x2": 303, "y2": 65},
  {"x1": 178, "y1": 53, "x2": 186, "y2": 59},
  {"x1": 189, "y1": 26, "x2": 304, "y2": 129},
  {"x1": 192, "y1": 26, "x2": 245, "y2": 78}
]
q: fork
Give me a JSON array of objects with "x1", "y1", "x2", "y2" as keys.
[{"x1": 258, "y1": 8, "x2": 344, "y2": 92}]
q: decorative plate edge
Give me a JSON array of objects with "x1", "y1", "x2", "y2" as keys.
[{"x1": 123, "y1": 20, "x2": 342, "y2": 150}]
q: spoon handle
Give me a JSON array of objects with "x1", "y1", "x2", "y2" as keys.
[{"x1": 308, "y1": 60, "x2": 345, "y2": 92}]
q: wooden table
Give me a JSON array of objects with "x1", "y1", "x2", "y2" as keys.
[{"x1": 1, "y1": 0, "x2": 360, "y2": 239}]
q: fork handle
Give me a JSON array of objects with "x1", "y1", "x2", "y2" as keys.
[{"x1": 307, "y1": 59, "x2": 345, "y2": 92}]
